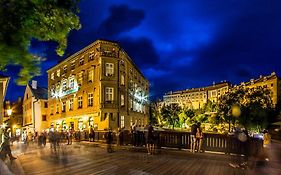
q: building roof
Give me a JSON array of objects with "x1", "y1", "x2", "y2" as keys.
[
  {"x1": 242, "y1": 72, "x2": 278, "y2": 86},
  {"x1": 164, "y1": 82, "x2": 230, "y2": 96},
  {"x1": 28, "y1": 84, "x2": 48, "y2": 100}
]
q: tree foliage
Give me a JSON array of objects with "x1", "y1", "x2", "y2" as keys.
[
  {"x1": 217, "y1": 86, "x2": 274, "y2": 132},
  {"x1": 0, "y1": 0, "x2": 81, "y2": 84},
  {"x1": 161, "y1": 103, "x2": 182, "y2": 129}
]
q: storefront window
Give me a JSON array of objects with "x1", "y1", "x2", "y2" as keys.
[{"x1": 78, "y1": 119, "x2": 83, "y2": 131}]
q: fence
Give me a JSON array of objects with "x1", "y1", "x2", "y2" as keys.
[{"x1": 80, "y1": 130, "x2": 263, "y2": 156}]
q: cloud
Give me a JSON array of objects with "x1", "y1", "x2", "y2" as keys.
[
  {"x1": 97, "y1": 5, "x2": 145, "y2": 38},
  {"x1": 118, "y1": 37, "x2": 159, "y2": 69}
]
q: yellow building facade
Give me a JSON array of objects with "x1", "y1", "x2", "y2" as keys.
[
  {"x1": 47, "y1": 40, "x2": 149, "y2": 132},
  {"x1": 239, "y1": 72, "x2": 281, "y2": 106},
  {"x1": 163, "y1": 82, "x2": 230, "y2": 109}
]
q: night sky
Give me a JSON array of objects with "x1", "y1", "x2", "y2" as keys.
[{"x1": 4, "y1": 0, "x2": 281, "y2": 102}]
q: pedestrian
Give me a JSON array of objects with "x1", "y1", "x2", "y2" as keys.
[
  {"x1": 105, "y1": 128, "x2": 113, "y2": 153},
  {"x1": 116, "y1": 128, "x2": 122, "y2": 146},
  {"x1": 0, "y1": 128, "x2": 17, "y2": 161},
  {"x1": 67, "y1": 129, "x2": 73, "y2": 145},
  {"x1": 42, "y1": 131, "x2": 47, "y2": 147},
  {"x1": 190, "y1": 122, "x2": 197, "y2": 153},
  {"x1": 89, "y1": 127, "x2": 95, "y2": 142},
  {"x1": 145, "y1": 123, "x2": 154, "y2": 155},
  {"x1": 195, "y1": 127, "x2": 203, "y2": 153}
]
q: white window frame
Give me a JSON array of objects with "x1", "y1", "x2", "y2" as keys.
[
  {"x1": 88, "y1": 93, "x2": 93, "y2": 107},
  {"x1": 62, "y1": 80, "x2": 67, "y2": 91},
  {"x1": 78, "y1": 72, "x2": 83, "y2": 85},
  {"x1": 105, "y1": 63, "x2": 114, "y2": 76},
  {"x1": 121, "y1": 94, "x2": 125, "y2": 106},
  {"x1": 69, "y1": 78, "x2": 75, "y2": 89},
  {"x1": 78, "y1": 96, "x2": 83, "y2": 108},
  {"x1": 89, "y1": 52, "x2": 94, "y2": 61},
  {"x1": 79, "y1": 57, "x2": 84, "y2": 65},
  {"x1": 69, "y1": 98, "x2": 73, "y2": 110},
  {"x1": 105, "y1": 87, "x2": 114, "y2": 102},
  {"x1": 120, "y1": 116, "x2": 125, "y2": 128}
]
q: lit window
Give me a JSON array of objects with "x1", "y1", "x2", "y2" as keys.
[
  {"x1": 63, "y1": 66, "x2": 67, "y2": 74},
  {"x1": 121, "y1": 94, "x2": 125, "y2": 106},
  {"x1": 79, "y1": 57, "x2": 84, "y2": 65},
  {"x1": 50, "y1": 105, "x2": 54, "y2": 115},
  {"x1": 120, "y1": 115, "x2": 125, "y2": 128},
  {"x1": 62, "y1": 80, "x2": 67, "y2": 91},
  {"x1": 57, "y1": 70, "x2": 60, "y2": 77},
  {"x1": 69, "y1": 98, "x2": 73, "y2": 110},
  {"x1": 105, "y1": 63, "x2": 114, "y2": 76},
  {"x1": 89, "y1": 52, "x2": 94, "y2": 61},
  {"x1": 62, "y1": 101, "x2": 66, "y2": 112},
  {"x1": 69, "y1": 78, "x2": 75, "y2": 89},
  {"x1": 105, "y1": 87, "x2": 114, "y2": 102},
  {"x1": 51, "y1": 73, "x2": 54, "y2": 80},
  {"x1": 88, "y1": 93, "x2": 93, "y2": 106},
  {"x1": 78, "y1": 96, "x2": 83, "y2": 108},
  {"x1": 121, "y1": 74, "x2": 125, "y2": 85},
  {"x1": 78, "y1": 72, "x2": 83, "y2": 85},
  {"x1": 88, "y1": 69, "x2": 94, "y2": 82},
  {"x1": 56, "y1": 103, "x2": 59, "y2": 113}
]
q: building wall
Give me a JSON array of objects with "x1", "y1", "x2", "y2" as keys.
[{"x1": 47, "y1": 40, "x2": 149, "y2": 131}]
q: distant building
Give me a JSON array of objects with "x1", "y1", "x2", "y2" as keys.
[
  {"x1": 163, "y1": 82, "x2": 230, "y2": 109},
  {"x1": 163, "y1": 72, "x2": 281, "y2": 109},
  {"x1": 22, "y1": 80, "x2": 48, "y2": 135},
  {"x1": 4, "y1": 97, "x2": 23, "y2": 137},
  {"x1": 238, "y1": 72, "x2": 281, "y2": 106},
  {"x1": 47, "y1": 40, "x2": 149, "y2": 132}
]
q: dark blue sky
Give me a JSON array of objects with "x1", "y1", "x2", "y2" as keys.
[{"x1": 4, "y1": 0, "x2": 281, "y2": 102}]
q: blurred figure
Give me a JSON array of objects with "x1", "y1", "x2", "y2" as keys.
[
  {"x1": 116, "y1": 128, "x2": 122, "y2": 146},
  {"x1": 42, "y1": 131, "x2": 47, "y2": 147},
  {"x1": 89, "y1": 127, "x2": 95, "y2": 142},
  {"x1": 263, "y1": 130, "x2": 271, "y2": 161},
  {"x1": 67, "y1": 129, "x2": 73, "y2": 145},
  {"x1": 105, "y1": 129, "x2": 113, "y2": 153},
  {"x1": 0, "y1": 128, "x2": 17, "y2": 161}
]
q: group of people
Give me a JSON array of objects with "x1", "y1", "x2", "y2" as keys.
[
  {"x1": 190, "y1": 122, "x2": 203, "y2": 153},
  {"x1": 0, "y1": 127, "x2": 17, "y2": 161}
]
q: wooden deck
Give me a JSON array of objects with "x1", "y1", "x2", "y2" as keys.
[{"x1": 16, "y1": 143, "x2": 249, "y2": 175}]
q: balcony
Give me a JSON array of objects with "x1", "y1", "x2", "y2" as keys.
[
  {"x1": 100, "y1": 50, "x2": 116, "y2": 57},
  {"x1": 101, "y1": 101, "x2": 117, "y2": 108}
]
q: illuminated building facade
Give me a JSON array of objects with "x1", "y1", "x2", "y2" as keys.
[
  {"x1": 22, "y1": 81, "x2": 48, "y2": 134},
  {"x1": 163, "y1": 82, "x2": 230, "y2": 109},
  {"x1": 237, "y1": 72, "x2": 281, "y2": 106},
  {"x1": 47, "y1": 40, "x2": 149, "y2": 131}
]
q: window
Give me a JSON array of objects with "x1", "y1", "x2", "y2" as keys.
[
  {"x1": 120, "y1": 116, "x2": 125, "y2": 128},
  {"x1": 71, "y1": 62, "x2": 75, "y2": 70},
  {"x1": 56, "y1": 70, "x2": 60, "y2": 77},
  {"x1": 121, "y1": 74, "x2": 125, "y2": 85},
  {"x1": 69, "y1": 78, "x2": 75, "y2": 89},
  {"x1": 78, "y1": 96, "x2": 83, "y2": 108},
  {"x1": 51, "y1": 73, "x2": 54, "y2": 80},
  {"x1": 271, "y1": 83, "x2": 274, "y2": 87},
  {"x1": 78, "y1": 72, "x2": 83, "y2": 85},
  {"x1": 89, "y1": 52, "x2": 94, "y2": 61},
  {"x1": 44, "y1": 102, "x2": 48, "y2": 108},
  {"x1": 88, "y1": 69, "x2": 94, "y2": 82},
  {"x1": 63, "y1": 66, "x2": 67, "y2": 74},
  {"x1": 56, "y1": 103, "x2": 59, "y2": 114},
  {"x1": 69, "y1": 98, "x2": 73, "y2": 110},
  {"x1": 105, "y1": 63, "x2": 114, "y2": 76},
  {"x1": 105, "y1": 87, "x2": 114, "y2": 102},
  {"x1": 62, "y1": 80, "x2": 67, "y2": 91},
  {"x1": 79, "y1": 57, "x2": 84, "y2": 65},
  {"x1": 109, "y1": 113, "x2": 114, "y2": 121},
  {"x1": 121, "y1": 94, "x2": 125, "y2": 106},
  {"x1": 102, "y1": 113, "x2": 107, "y2": 121},
  {"x1": 42, "y1": 115, "x2": 47, "y2": 121},
  {"x1": 62, "y1": 101, "x2": 66, "y2": 112},
  {"x1": 50, "y1": 105, "x2": 54, "y2": 115},
  {"x1": 88, "y1": 93, "x2": 93, "y2": 106}
]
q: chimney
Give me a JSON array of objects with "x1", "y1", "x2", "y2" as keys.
[{"x1": 32, "y1": 80, "x2": 37, "y2": 89}]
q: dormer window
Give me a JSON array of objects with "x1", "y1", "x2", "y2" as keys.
[
  {"x1": 79, "y1": 57, "x2": 84, "y2": 65},
  {"x1": 89, "y1": 52, "x2": 94, "y2": 61},
  {"x1": 63, "y1": 66, "x2": 67, "y2": 74},
  {"x1": 71, "y1": 61, "x2": 75, "y2": 70}
]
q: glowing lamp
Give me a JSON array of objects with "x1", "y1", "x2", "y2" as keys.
[{"x1": 7, "y1": 109, "x2": 12, "y2": 116}]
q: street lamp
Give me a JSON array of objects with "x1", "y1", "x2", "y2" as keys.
[{"x1": 7, "y1": 109, "x2": 12, "y2": 116}]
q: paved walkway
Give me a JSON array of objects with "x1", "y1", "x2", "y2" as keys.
[{"x1": 1, "y1": 140, "x2": 280, "y2": 175}]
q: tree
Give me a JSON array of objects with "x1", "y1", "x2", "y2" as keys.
[
  {"x1": 161, "y1": 103, "x2": 181, "y2": 129},
  {"x1": 150, "y1": 101, "x2": 164, "y2": 126},
  {"x1": 0, "y1": 0, "x2": 81, "y2": 84},
  {"x1": 179, "y1": 107, "x2": 195, "y2": 128}
]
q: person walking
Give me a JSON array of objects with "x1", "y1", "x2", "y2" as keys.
[
  {"x1": 89, "y1": 127, "x2": 95, "y2": 142},
  {"x1": 195, "y1": 127, "x2": 203, "y2": 152},
  {"x1": 145, "y1": 123, "x2": 154, "y2": 155},
  {"x1": 105, "y1": 129, "x2": 113, "y2": 153},
  {"x1": 0, "y1": 128, "x2": 17, "y2": 161},
  {"x1": 190, "y1": 122, "x2": 197, "y2": 153}
]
